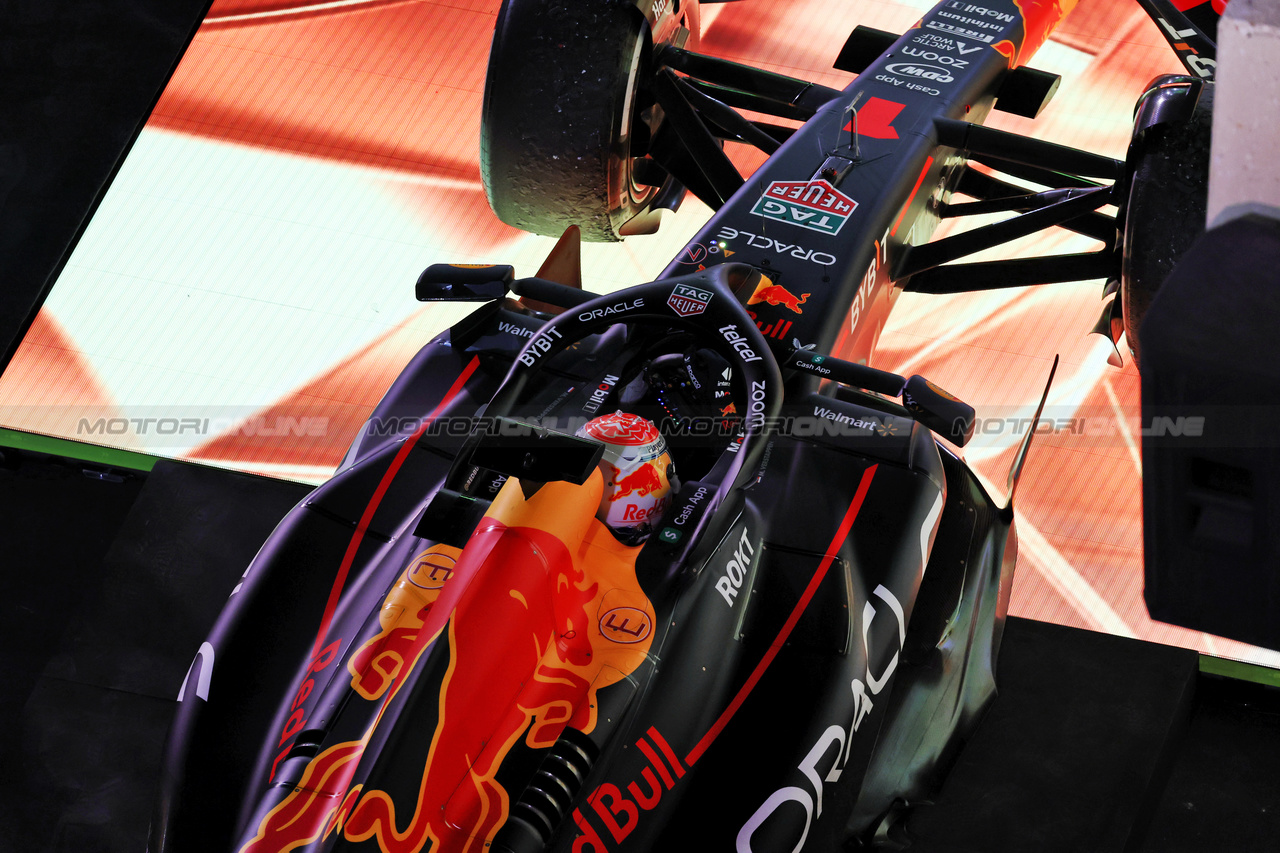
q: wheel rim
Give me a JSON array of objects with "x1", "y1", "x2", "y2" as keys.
[{"x1": 618, "y1": 31, "x2": 659, "y2": 217}]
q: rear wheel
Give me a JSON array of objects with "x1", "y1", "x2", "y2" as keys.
[
  {"x1": 1121, "y1": 80, "x2": 1214, "y2": 367},
  {"x1": 480, "y1": 0, "x2": 668, "y2": 242}
]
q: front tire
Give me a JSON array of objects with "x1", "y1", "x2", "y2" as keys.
[
  {"x1": 1121, "y1": 80, "x2": 1214, "y2": 368},
  {"x1": 480, "y1": 0, "x2": 664, "y2": 242}
]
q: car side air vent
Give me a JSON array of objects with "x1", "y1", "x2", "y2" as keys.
[
  {"x1": 493, "y1": 728, "x2": 599, "y2": 852},
  {"x1": 270, "y1": 729, "x2": 328, "y2": 789},
  {"x1": 286, "y1": 729, "x2": 326, "y2": 760}
]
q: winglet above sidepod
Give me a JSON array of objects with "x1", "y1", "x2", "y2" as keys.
[
  {"x1": 902, "y1": 375, "x2": 977, "y2": 448},
  {"x1": 417, "y1": 263, "x2": 515, "y2": 301},
  {"x1": 1005, "y1": 354, "x2": 1059, "y2": 512}
]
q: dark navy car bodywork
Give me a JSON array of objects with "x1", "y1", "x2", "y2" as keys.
[{"x1": 148, "y1": 0, "x2": 1110, "y2": 850}]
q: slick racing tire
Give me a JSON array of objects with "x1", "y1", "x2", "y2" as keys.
[
  {"x1": 480, "y1": 0, "x2": 666, "y2": 242},
  {"x1": 1121, "y1": 80, "x2": 1214, "y2": 368}
]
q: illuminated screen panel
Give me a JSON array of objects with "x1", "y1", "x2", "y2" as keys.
[{"x1": 1, "y1": 0, "x2": 1272, "y2": 666}]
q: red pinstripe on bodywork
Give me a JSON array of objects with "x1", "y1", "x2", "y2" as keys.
[
  {"x1": 310, "y1": 354, "x2": 480, "y2": 658},
  {"x1": 685, "y1": 464, "x2": 878, "y2": 767}
]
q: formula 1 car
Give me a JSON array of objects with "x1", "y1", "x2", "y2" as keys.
[{"x1": 150, "y1": 1, "x2": 1222, "y2": 851}]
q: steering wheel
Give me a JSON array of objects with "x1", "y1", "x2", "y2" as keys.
[{"x1": 479, "y1": 264, "x2": 783, "y2": 565}]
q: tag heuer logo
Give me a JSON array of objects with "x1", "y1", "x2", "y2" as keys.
[
  {"x1": 668, "y1": 284, "x2": 713, "y2": 317},
  {"x1": 751, "y1": 179, "x2": 858, "y2": 235}
]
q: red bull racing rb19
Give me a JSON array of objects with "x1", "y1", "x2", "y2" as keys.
[{"x1": 146, "y1": 0, "x2": 1186, "y2": 846}]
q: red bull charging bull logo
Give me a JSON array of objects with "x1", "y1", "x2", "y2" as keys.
[
  {"x1": 605, "y1": 461, "x2": 667, "y2": 502},
  {"x1": 604, "y1": 458, "x2": 675, "y2": 525},
  {"x1": 240, "y1": 473, "x2": 656, "y2": 853},
  {"x1": 747, "y1": 281, "x2": 809, "y2": 314},
  {"x1": 600, "y1": 460, "x2": 672, "y2": 531}
]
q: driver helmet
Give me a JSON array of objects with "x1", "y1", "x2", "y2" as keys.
[{"x1": 576, "y1": 412, "x2": 678, "y2": 542}]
